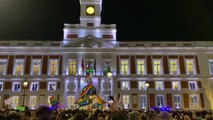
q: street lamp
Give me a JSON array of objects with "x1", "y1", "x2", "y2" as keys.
[
  {"x1": 22, "y1": 79, "x2": 29, "y2": 106},
  {"x1": 107, "y1": 70, "x2": 112, "y2": 96},
  {"x1": 145, "y1": 81, "x2": 150, "y2": 120}
]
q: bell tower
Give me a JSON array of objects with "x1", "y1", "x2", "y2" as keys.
[{"x1": 79, "y1": 0, "x2": 102, "y2": 27}]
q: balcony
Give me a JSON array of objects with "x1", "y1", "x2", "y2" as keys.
[
  {"x1": 188, "y1": 71, "x2": 195, "y2": 76},
  {"x1": 137, "y1": 71, "x2": 145, "y2": 76},
  {"x1": 170, "y1": 71, "x2": 179, "y2": 76},
  {"x1": 154, "y1": 71, "x2": 162, "y2": 76}
]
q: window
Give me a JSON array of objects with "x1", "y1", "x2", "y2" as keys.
[
  {"x1": 13, "y1": 82, "x2": 21, "y2": 92},
  {"x1": 29, "y1": 96, "x2": 37, "y2": 110},
  {"x1": 140, "y1": 95, "x2": 147, "y2": 109},
  {"x1": 153, "y1": 60, "x2": 162, "y2": 75},
  {"x1": 169, "y1": 60, "x2": 179, "y2": 75},
  {"x1": 172, "y1": 81, "x2": 181, "y2": 91},
  {"x1": 31, "y1": 60, "x2": 41, "y2": 76},
  {"x1": 11, "y1": 96, "x2": 19, "y2": 109},
  {"x1": 0, "y1": 82, "x2": 3, "y2": 91},
  {"x1": 138, "y1": 81, "x2": 147, "y2": 90},
  {"x1": 0, "y1": 60, "x2": 7, "y2": 75},
  {"x1": 137, "y1": 60, "x2": 146, "y2": 75},
  {"x1": 209, "y1": 60, "x2": 213, "y2": 75},
  {"x1": 122, "y1": 81, "x2": 130, "y2": 91},
  {"x1": 66, "y1": 81, "x2": 76, "y2": 91},
  {"x1": 49, "y1": 59, "x2": 59, "y2": 76},
  {"x1": 186, "y1": 60, "x2": 196, "y2": 75},
  {"x1": 30, "y1": 82, "x2": 38, "y2": 91},
  {"x1": 157, "y1": 95, "x2": 164, "y2": 107},
  {"x1": 123, "y1": 95, "x2": 130, "y2": 109},
  {"x1": 121, "y1": 60, "x2": 129, "y2": 75},
  {"x1": 69, "y1": 60, "x2": 76, "y2": 75},
  {"x1": 14, "y1": 59, "x2": 24, "y2": 76},
  {"x1": 174, "y1": 95, "x2": 181, "y2": 109},
  {"x1": 48, "y1": 82, "x2": 57, "y2": 91},
  {"x1": 155, "y1": 81, "x2": 164, "y2": 90},
  {"x1": 191, "y1": 95, "x2": 199, "y2": 106},
  {"x1": 103, "y1": 60, "x2": 110, "y2": 76},
  {"x1": 67, "y1": 96, "x2": 75, "y2": 109},
  {"x1": 189, "y1": 81, "x2": 197, "y2": 91}
]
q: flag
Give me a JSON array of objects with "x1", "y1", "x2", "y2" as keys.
[
  {"x1": 16, "y1": 106, "x2": 26, "y2": 111},
  {"x1": 49, "y1": 96, "x2": 59, "y2": 109},
  {"x1": 80, "y1": 84, "x2": 93, "y2": 97},
  {"x1": 84, "y1": 72, "x2": 92, "y2": 83},
  {"x1": 4, "y1": 97, "x2": 13, "y2": 105},
  {"x1": 109, "y1": 94, "x2": 123, "y2": 112},
  {"x1": 81, "y1": 59, "x2": 84, "y2": 73},
  {"x1": 94, "y1": 59, "x2": 96, "y2": 71}
]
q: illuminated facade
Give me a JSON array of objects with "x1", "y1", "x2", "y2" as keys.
[{"x1": 0, "y1": 0, "x2": 213, "y2": 110}]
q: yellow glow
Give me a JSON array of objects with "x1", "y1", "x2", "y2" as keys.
[
  {"x1": 86, "y1": 7, "x2": 95, "y2": 14},
  {"x1": 33, "y1": 64, "x2": 40, "y2": 75},
  {"x1": 154, "y1": 60, "x2": 161, "y2": 75},
  {"x1": 170, "y1": 61, "x2": 177, "y2": 73},
  {"x1": 50, "y1": 60, "x2": 58, "y2": 75},
  {"x1": 137, "y1": 61, "x2": 145, "y2": 75},
  {"x1": 121, "y1": 60, "x2": 128, "y2": 75},
  {"x1": 69, "y1": 61, "x2": 76, "y2": 75},
  {"x1": 186, "y1": 60, "x2": 194, "y2": 73},
  {"x1": 15, "y1": 64, "x2": 23, "y2": 75}
]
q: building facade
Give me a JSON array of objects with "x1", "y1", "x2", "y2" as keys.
[{"x1": 0, "y1": 0, "x2": 213, "y2": 110}]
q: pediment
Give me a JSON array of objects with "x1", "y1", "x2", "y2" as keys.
[{"x1": 62, "y1": 35, "x2": 117, "y2": 48}]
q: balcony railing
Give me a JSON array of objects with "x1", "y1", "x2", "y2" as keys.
[
  {"x1": 188, "y1": 71, "x2": 195, "y2": 76},
  {"x1": 154, "y1": 71, "x2": 162, "y2": 76},
  {"x1": 171, "y1": 71, "x2": 179, "y2": 76}
]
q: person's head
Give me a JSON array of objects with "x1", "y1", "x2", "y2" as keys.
[
  {"x1": 25, "y1": 110, "x2": 31, "y2": 117},
  {"x1": 35, "y1": 106, "x2": 53, "y2": 120},
  {"x1": 109, "y1": 111, "x2": 127, "y2": 120},
  {"x1": 6, "y1": 110, "x2": 21, "y2": 120},
  {"x1": 72, "y1": 113, "x2": 85, "y2": 120},
  {"x1": 159, "y1": 111, "x2": 171, "y2": 120},
  {"x1": 98, "y1": 114, "x2": 105, "y2": 120},
  {"x1": 183, "y1": 115, "x2": 191, "y2": 120},
  {"x1": 129, "y1": 111, "x2": 140, "y2": 120}
]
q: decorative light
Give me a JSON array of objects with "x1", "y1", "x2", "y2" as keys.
[
  {"x1": 22, "y1": 79, "x2": 29, "y2": 87},
  {"x1": 107, "y1": 71, "x2": 112, "y2": 78},
  {"x1": 145, "y1": 82, "x2": 149, "y2": 88}
]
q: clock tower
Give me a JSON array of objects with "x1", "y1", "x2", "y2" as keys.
[
  {"x1": 79, "y1": 0, "x2": 102, "y2": 27},
  {"x1": 63, "y1": 0, "x2": 116, "y2": 45}
]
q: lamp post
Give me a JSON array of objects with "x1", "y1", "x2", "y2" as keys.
[
  {"x1": 107, "y1": 70, "x2": 112, "y2": 96},
  {"x1": 145, "y1": 81, "x2": 150, "y2": 120},
  {"x1": 22, "y1": 79, "x2": 29, "y2": 106}
]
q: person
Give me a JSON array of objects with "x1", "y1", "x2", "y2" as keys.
[
  {"x1": 33, "y1": 106, "x2": 53, "y2": 120},
  {"x1": 5, "y1": 110, "x2": 21, "y2": 120},
  {"x1": 109, "y1": 111, "x2": 127, "y2": 120},
  {"x1": 129, "y1": 111, "x2": 140, "y2": 120},
  {"x1": 158, "y1": 111, "x2": 171, "y2": 120},
  {"x1": 68, "y1": 113, "x2": 85, "y2": 120}
]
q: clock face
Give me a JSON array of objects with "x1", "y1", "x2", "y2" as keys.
[{"x1": 86, "y1": 7, "x2": 95, "y2": 15}]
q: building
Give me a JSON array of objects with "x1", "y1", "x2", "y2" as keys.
[{"x1": 0, "y1": 0, "x2": 213, "y2": 110}]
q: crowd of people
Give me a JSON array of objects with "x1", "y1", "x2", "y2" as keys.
[{"x1": 0, "y1": 106, "x2": 213, "y2": 120}]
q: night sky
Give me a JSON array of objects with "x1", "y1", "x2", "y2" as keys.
[{"x1": 0, "y1": 0, "x2": 213, "y2": 41}]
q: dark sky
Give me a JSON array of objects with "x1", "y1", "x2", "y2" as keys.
[{"x1": 0, "y1": 0, "x2": 213, "y2": 41}]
